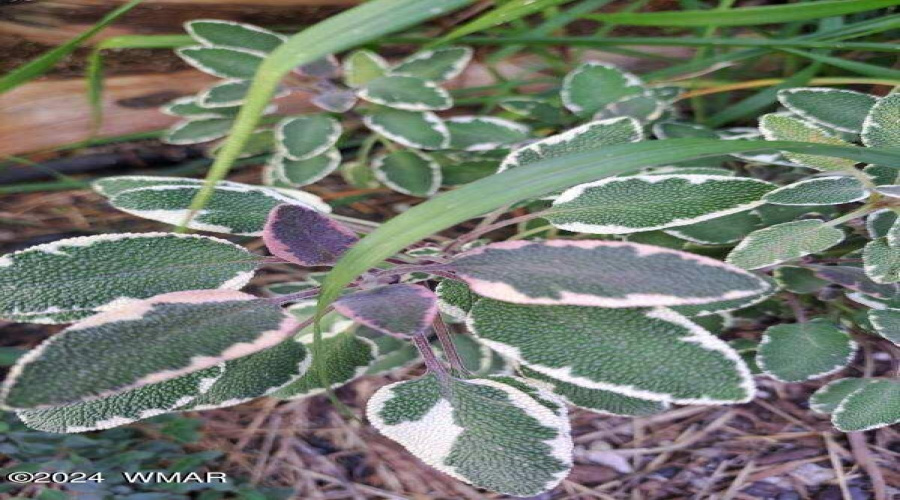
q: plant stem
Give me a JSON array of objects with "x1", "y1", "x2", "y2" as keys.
[
  {"x1": 445, "y1": 211, "x2": 548, "y2": 253},
  {"x1": 825, "y1": 204, "x2": 877, "y2": 228},
  {"x1": 432, "y1": 315, "x2": 469, "y2": 375},
  {"x1": 413, "y1": 333, "x2": 449, "y2": 380}
]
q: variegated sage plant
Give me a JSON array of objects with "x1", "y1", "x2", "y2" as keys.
[{"x1": 2, "y1": 19, "x2": 900, "y2": 497}]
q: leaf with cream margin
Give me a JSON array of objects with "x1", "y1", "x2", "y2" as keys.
[
  {"x1": 560, "y1": 62, "x2": 644, "y2": 117},
  {"x1": 0, "y1": 290, "x2": 299, "y2": 410},
  {"x1": 185, "y1": 20, "x2": 285, "y2": 53},
  {"x1": 442, "y1": 240, "x2": 770, "y2": 308},
  {"x1": 435, "y1": 279, "x2": 480, "y2": 323},
  {"x1": 832, "y1": 379, "x2": 900, "y2": 432},
  {"x1": 868, "y1": 308, "x2": 900, "y2": 346},
  {"x1": 764, "y1": 176, "x2": 868, "y2": 206},
  {"x1": 777, "y1": 88, "x2": 877, "y2": 134},
  {"x1": 862, "y1": 92, "x2": 900, "y2": 148},
  {"x1": 390, "y1": 46, "x2": 472, "y2": 82},
  {"x1": 17, "y1": 365, "x2": 223, "y2": 433},
  {"x1": 271, "y1": 148, "x2": 341, "y2": 187},
  {"x1": 759, "y1": 113, "x2": 858, "y2": 172},
  {"x1": 198, "y1": 79, "x2": 254, "y2": 108},
  {"x1": 177, "y1": 46, "x2": 265, "y2": 79},
  {"x1": 373, "y1": 150, "x2": 442, "y2": 197},
  {"x1": 445, "y1": 116, "x2": 530, "y2": 151},
  {"x1": 863, "y1": 238, "x2": 900, "y2": 284},
  {"x1": 0, "y1": 233, "x2": 260, "y2": 324},
  {"x1": 163, "y1": 117, "x2": 234, "y2": 145},
  {"x1": 810, "y1": 378, "x2": 874, "y2": 414},
  {"x1": 671, "y1": 274, "x2": 777, "y2": 317},
  {"x1": 333, "y1": 284, "x2": 438, "y2": 338},
  {"x1": 367, "y1": 373, "x2": 572, "y2": 497},
  {"x1": 468, "y1": 299, "x2": 755, "y2": 404},
  {"x1": 664, "y1": 210, "x2": 762, "y2": 245},
  {"x1": 546, "y1": 174, "x2": 775, "y2": 234},
  {"x1": 263, "y1": 204, "x2": 358, "y2": 267},
  {"x1": 276, "y1": 115, "x2": 342, "y2": 161},
  {"x1": 757, "y1": 319, "x2": 856, "y2": 383},
  {"x1": 726, "y1": 220, "x2": 844, "y2": 270},
  {"x1": 363, "y1": 331, "x2": 419, "y2": 375},
  {"x1": 343, "y1": 49, "x2": 389, "y2": 88},
  {"x1": 358, "y1": 75, "x2": 452, "y2": 111}
]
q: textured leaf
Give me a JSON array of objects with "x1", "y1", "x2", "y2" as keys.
[
  {"x1": 727, "y1": 220, "x2": 844, "y2": 270},
  {"x1": 272, "y1": 328, "x2": 377, "y2": 399},
  {"x1": 468, "y1": 299, "x2": 754, "y2": 404},
  {"x1": 390, "y1": 46, "x2": 472, "y2": 82},
  {"x1": 867, "y1": 209, "x2": 898, "y2": 239},
  {"x1": 368, "y1": 374, "x2": 572, "y2": 496},
  {"x1": 875, "y1": 184, "x2": 900, "y2": 198},
  {"x1": 363, "y1": 332, "x2": 419, "y2": 375},
  {"x1": 343, "y1": 49, "x2": 389, "y2": 87},
  {"x1": 665, "y1": 210, "x2": 762, "y2": 245},
  {"x1": 436, "y1": 279, "x2": 480, "y2": 322},
  {"x1": 363, "y1": 108, "x2": 449, "y2": 149},
  {"x1": 444, "y1": 240, "x2": 770, "y2": 308},
  {"x1": 670, "y1": 274, "x2": 777, "y2": 317},
  {"x1": 270, "y1": 148, "x2": 341, "y2": 187},
  {"x1": 185, "y1": 20, "x2": 285, "y2": 53},
  {"x1": 809, "y1": 378, "x2": 874, "y2": 414},
  {"x1": 812, "y1": 265, "x2": 900, "y2": 299},
  {"x1": 773, "y1": 266, "x2": 828, "y2": 294},
  {"x1": 17, "y1": 365, "x2": 223, "y2": 433},
  {"x1": 445, "y1": 116, "x2": 530, "y2": 151},
  {"x1": 198, "y1": 79, "x2": 253, "y2": 108},
  {"x1": 276, "y1": 115, "x2": 342, "y2": 161},
  {"x1": 0, "y1": 290, "x2": 299, "y2": 410},
  {"x1": 263, "y1": 204, "x2": 358, "y2": 266},
  {"x1": 163, "y1": 118, "x2": 233, "y2": 145},
  {"x1": 499, "y1": 117, "x2": 642, "y2": 172},
  {"x1": 862, "y1": 92, "x2": 900, "y2": 148},
  {"x1": 868, "y1": 308, "x2": 900, "y2": 346},
  {"x1": 757, "y1": 319, "x2": 856, "y2": 383},
  {"x1": 500, "y1": 97, "x2": 567, "y2": 124},
  {"x1": 0, "y1": 233, "x2": 259, "y2": 324},
  {"x1": 333, "y1": 284, "x2": 437, "y2": 338},
  {"x1": 373, "y1": 150, "x2": 441, "y2": 197},
  {"x1": 763, "y1": 176, "x2": 868, "y2": 206},
  {"x1": 162, "y1": 96, "x2": 240, "y2": 118},
  {"x1": 177, "y1": 46, "x2": 264, "y2": 79},
  {"x1": 595, "y1": 93, "x2": 665, "y2": 124},
  {"x1": 547, "y1": 175, "x2": 774, "y2": 234},
  {"x1": 863, "y1": 238, "x2": 900, "y2": 284},
  {"x1": 759, "y1": 113, "x2": 857, "y2": 172},
  {"x1": 777, "y1": 88, "x2": 877, "y2": 133},
  {"x1": 832, "y1": 379, "x2": 900, "y2": 432},
  {"x1": 561, "y1": 62, "x2": 644, "y2": 117},
  {"x1": 358, "y1": 75, "x2": 452, "y2": 111}
]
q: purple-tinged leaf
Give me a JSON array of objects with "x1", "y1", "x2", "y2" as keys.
[
  {"x1": 333, "y1": 284, "x2": 438, "y2": 338},
  {"x1": 811, "y1": 265, "x2": 900, "y2": 299},
  {"x1": 263, "y1": 204, "x2": 358, "y2": 267}
]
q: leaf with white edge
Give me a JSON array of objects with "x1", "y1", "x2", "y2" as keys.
[
  {"x1": 199, "y1": 80, "x2": 254, "y2": 108},
  {"x1": 727, "y1": 220, "x2": 844, "y2": 270},
  {"x1": 561, "y1": 62, "x2": 644, "y2": 117},
  {"x1": 759, "y1": 113, "x2": 857, "y2": 172},
  {"x1": 764, "y1": 176, "x2": 868, "y2": 206},
  {"x1": 276, "y1": 115, "x2": 341, "y2": 161},
  {"x1": 263, "y1": 204, "x2": 358, "y2": 267},
  {"x1": 436, "y1": 279, "x2": 480, "y2": 323},
  {"x1": 445, "y1": 116, "x2": 530, "y2": 151},
  {"x1": 773, "y1": 266, "x2": 828, "y2": 294},
  {"x1": 333, "y1": 284, "x2": 437, "y2": 338},
  {"x1": 179, "y1": 338, "x2": 309, "y2": 411},
  {"x1": 868, "y1": 308, "x2": 900, "y2": 346},
  {"x1": 444, "y1": 240, "x2": 769, "y2": 308},
  {"x1": 864, "y1": 164, "x2": 900, "y2": 186},
  {"x1": 17, "y1": 365, "x2": 223, "y2": 433},
  {"x1": 809, "y1": 378, "x2": 874, "y2": 414},
  {"x1": 755, "y1": 203, "x2": 839, "y2": 226},
  {"x1": 595, "y1": 93, "x2": 665, "y2": 124},
  {"x1": 644, "y1": 166, "x2": 735, "y2": 176},
  {"x1": 93, "y1": 176, "x2": 322, "y2": 204},
  {"x1": 812, "y1": 265, "x2": 900, "y2": 300},
  {"x1": 358, "y1": 75, "x2": 452, "y2": 111},
  {"x1": 0, "y1": 233, "x2": 259, "y2": 324},
  {"x1": 343, "y1": 49, "x2": 389, "y2": 88},
  {"x1": 0, "y1": 290, "x2": 299, "y2": 410},
  {"x1": 862, "y1": 92, "x2": 900, "y2": 148},
  {"x1": 312, "y1": 88, "x2": 358, "y2": 113},
  {"x1": 163, "y1": 96, "x2": 239, "y2": 118},
  {"x1": 163, "y1": 118, "x2": 233, "y2": 145},
  {"x1": 833, "y1": 379, "x2": 900, "y2": 432},
  {"x1": 777, "y1": 88, "x2": 877, "y2": 134},
  {"x1": 271, "y1": 148, "x2": 341, "y2": 187},
  {"x1": 272, "y1": 329, "x2": 377, "y2": 399},
  {"x1": 108, "y1": 184, "x2": 328, "y2": 236},
  {"x1": 546, "y1": 175, "x2": 775, "y2": 234},
  {"x1": 367, "y1": 374, "x2": 572, "y2": 497},
  {"x1": 757, "y1": 319, "x2": 856, "y2": 383},
  {"x1": 875, "y1": 184, "x2": 900, "y2": 198},
  {"x1": 263, "y1": 281, "x2": 316, "y2": 297},
  {"x1": 363, "y1": 108, "x2": 449, "y2": 150},
  {"x1": 520, "y1": 366, "x2": 668, "y2": 417},
  {"x1": 363, "y1": 332, "x2": 419, "y2": 375},
  {"x1": 177, "y1": 46, "x2": 264, "y2": 79},
  {"x1": 864, "y1": 238, "x2": 900, "y2": 284},
  {"x1": 867, "y1": 209, "x2": 898, "y2": 239},
  {"x1": 670, "y1": 274, "x2": 777, "y2": 317},
  {"x1": 373, "y1": 150, "x2": 441, "y2": 197},
  {"x1": 468, "y1": 299, "x2": 754, "y2": 404},
  {"x1": 499, "y1": 117, "x2": 642, "y2": 172},
  {"x1": 390, "y1": 46, "x2": 472, "y2": 82},
  {"x1": 664, "y1": 210, "x2": 762, "y2": 245},
  {"x1": 499, "y1": 97, "x2": 567, "y2": 125},
  {"x1": 185, "y1": 20, "x2": 284, "y2": 53}
]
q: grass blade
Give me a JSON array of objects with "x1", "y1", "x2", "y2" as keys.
[{"x1": 436, "y1": 0, "x2": 579, "y2": 45}]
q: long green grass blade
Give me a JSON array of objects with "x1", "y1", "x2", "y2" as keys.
[
  {"x1": 435, "y1": 0, "x2": 579, "y2": 45},
  {"x1": 706, "y1": 64, "x2": 820, "y2": 127},
  {"x1": 778, "y1": 48, "x2": 900, "y2": 79}
]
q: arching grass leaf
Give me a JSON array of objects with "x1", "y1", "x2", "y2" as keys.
[
  {"x1": 665, "y1": 210, "x2": 762, "y2": 245},
  {"x1": 833, "y1": 379, "x2": 900, "y2": 432},
  {"x1": 276, "y1": 115, "x2": 341, "y2": 161},
  {"x1": 468, "y1": 299, "x2": 754, "y2": 404},
  {"x1": 176, "y1": 46, "x2": 264, "y2": 79},
  {"x1": 209, "y1": 128, "x2": 275, "y2": 159},
  {"x1": 373, "y1": 150, "x2": 441, "y2": 197},
  {"x1": 810, "y1": 378, "x2": 874, "y2": 414},
  {"x1": 764, "y1": 176, "x2": 868, "y2": 206},
  {"x1": 163, "y1": 118, "x2": 233, "y2": 145},
  {"x1": 777, "y1": 88, "x2": 877, "y2": 134},
  {"x1": 561, "y1": 62, "x2": 644, "y2": 117},
  {"x1": 333, "y1": 284, "x2": 437, "y2": 338},
  {"x1": 862, "y1": 92, "x2": 900, "y2": 148},
  {"x1": 759, "y1": 114, "x2": 857, "y2": 172},
  {"x1": 363, "y1": 108, "x2": 449, "y2": 149},
  {"x1": 864, "y1": 238, "x2": 900, "y2": 284},
  {"x1": 444, "y1": 240, "x2": 770, "y2": 308},
  {"x1": 0, "y1": 290, "x2": 299, "y2": 410},
  {"x1": 390, "y1": 46, "x2": 472, "y2": 82},
  {"x1": 358, "y1": 75, "x2": 452, "y2": 111},
  {"x1": 547, "y1": 175, "x2": 775, "y2": 234},
  {"x1": 436, "y1": 279, "x2": 480, "y2": 322},
  {"x1": 263, "y1": 204, "x2": 358, "y2": 267},
  {"x1": 868, "y1": 308, "x2": 900, "y2": 346},
  {"x1": 367, "y1": 374, "x2": 572, "y2": 497},
  {"x1": 0, "y1": 233, "x2": 259, "y2": 324},
  {"x1": 757, "y1": 319, "x2": 856, "y2": 383},
  {"x1": 445, "y1": 116, "x2": 530, "y2": 151},
  {"x1": 727, "y1": 220, "x2": 844, "y2": 270},
  {"x1": 271, "y1": 148, "x2": 341, "y2": 187},
  {"x1": 185, "y1": 20, "x2": 285, "y2": 53},
  {"x1": 343, "y1": 49, "x2": 389, "y2": 88}
]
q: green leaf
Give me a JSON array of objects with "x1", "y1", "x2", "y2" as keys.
[
  {"x1": 198, "y1": 79, "x2": 254, "y2": 108},
  {"x1": 276, "y1": 115, "x2": 342, "y2": 161},
  {"x1": 367, "y1": 374, "x2": 572, "y2": 497},
  {"x1": 270, "y1": 149, "x2": 341, "y2": 187},
  {"x1": 520, "y1": 366, "x2": 668, "y2": 417},
  {"x1": 445, "y1": 240, "x2": 770, "y2": 308},
  {"x1": 670, "y1": 274, "x2": 777, "y2": 317},
  {"x1": 773, "y1": 266, "x2": 828, "y2": 294},
  {"x1": 759, "y1": 113, "x2": 857, "y2": 172},
  {"x1": 862, "y1": 92, "x2": 900, "y2": 148},
  {"x1": 757, "y1": 319, "x2": 856, "y2": 383},
  {"x1": 763, "y1": 176, "x2": 868, "y2": 206},
  {"x1": 436, "y1": 279, "x2": 480, "y2": 323},
  {"x1": 832, "y1": 379, "x2": 900, "y2": 432},
  {"x1": 560, "y1": 62, "x2": 644, "y2": 117},
  {"x1": 364, "y1": 333, "x2": 419, "y2": 375},
  {"x1": 162, "y1": 96, "x2": 240, "y2": 118},
  {"x1": 0, "y1": 290, "x2": 299, "y2": 410},
  {"x1": 665, "y1": 210, "x2": 762, "y2": 245},
  {"x1": 17, "y1": 365, "x2": 223, "y2": 433},
  {"x1": 867, "y1": 209, "x2": 898, "y2": 239},
  {"x1": 391, "y1": 46, "x2": 473, "y2": 82},
  {"x1": 546, "y1": 174, "x2": 775, "y2": 234},
  {"x1": 777, "y1": 88, "x2": 877, "y2": 134},
  {"x1": 500, "y1": 97, "x2": 567, "y2": 125},
  {"x1": 209, "y1": 128, "x2": 275, "y2": 159},
  {"x1": 595, "y1": 93, "x2": 665, "y2": 124},
  {"x1": 432, "y1": 333, "x2": 495, "y2": 376},
  {"x1": 0, "y1": 233, "x2": 259, "y2": 324},
  {"x1": 810, "y1": 378, "x2": 874, "y2": 414},
  {"x1": 438, "y1": 154, "x2": 501, "y2": 186},
  {"x1": 343, "y1": 49, "x2": 389, "y2": 87},
  {"x1": 177, "y1": 46, "x2": 265, "y2": 79},
  {"x1": 164, "y1": 117, "x2": 235, "y2": 145},
  {"x1": 468, "y1": 299, "x2": 754, "y2": 404},
  {"x1": 863, "y1": 238, "x2": 900, "y2": 284},
  {"x1": 358, "y1": 75, "x2": 452, "y2": 111},
  {"x1": 185, "y1": 20, "x2": 285, "y2": 53},
  {"x1": 373, "y1": 151, "x2": 442, "y2": 197},
  {"x1": 272, "y1": 328, "x2": 377, "y2": 399},
  {"x1": 445, "y1": 116, "x2": 530, "y2": 151},
  {"x1": 868, "y1": 308, "x2": 900, "y2": 346},
  {"x1": 363, "y1": 108, "x2": 449, "y2": 149},
  {"x1": 813, "y1": 265, "x2": 900, "y2": 300},
  {"x1": 727, "y1": 220, "x2": 845, "y2": 270}
]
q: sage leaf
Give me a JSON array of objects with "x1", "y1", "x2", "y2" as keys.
[
  {"x1": 436, "y1": 278, "x2": 480, "y2": 322},
  {"x1": 363, "y1": 108, "x2": 449, "y2": 149},
  {"x1": 863, "y1": 238, "x2": 900, "y2": 284},
  {"x1": 177, "y1": 46, "x2": 264, "y2": 79},
  {"x1": 198, "y1": 79, "x2": 253, "y2": 108},
  {"x1": 163, "y1": 117, "x2": 233, "y2": 145},
  {"x1": 343, "y1": 49, "x2": 389, "y2": 87},
  {"x1": 390, "y1": 46, "x2": 472, "y2": 82},
  {"x1": 561, "y1": 62, "x2": 644, "y2": 117},
  {"x1": 445, "y1": 116, "x2": 530, "y2": 151},
  {"x1": 862, "y1": 92, "x2": 900, "y2": 148},
  {"x1": 276, "y1": 115, "x2": 342, "y2": 161},
  {"x1": 832, "y1": 379, "x2": 900, "y2": 432},
  {"x1": 185, "y1": 20, "x2": 285, "y2": 53},
  {"x1": 270, "y1": 148, "x2": 341, "y2": 187},
  {"x1": 333, "y1": 284, "x2": 437, "y2": 338},
  {"x1": 763, "y1": 176, "x2": 868, "y2": 206},
  {"x1": 812, "y1": 265, "x2": 900, "y2": 300},
  {"x1": 664, "y1": 210, "x2": 762, "y2": 245},
  {"x1": 373, "y1": 150, "x2": 442, "y2": 197},
  {"x1": 727, "y1": 220, "x2": 845, "y2": 270},
  {"x1": 757, "y1": 319, "x2": 856, "y2": 382},
  {"x1": 358, "y1": 75, "x2": 452, "y2": 111},
  {"x1": 263, "y1": 204, "x2": 358, "y2": 266},
  {"x1": 777, "y1": 88, "x2": 877, "y2": 133},
  {"x1": 759, "y1": 113, "x2": 857, "y2": 172},
  {"x1": 868, "y1": 308, "x2": 900, "y2": 346},
  {"x1": 810, "y1": 378, "x2": 874, "y2": 414}
]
